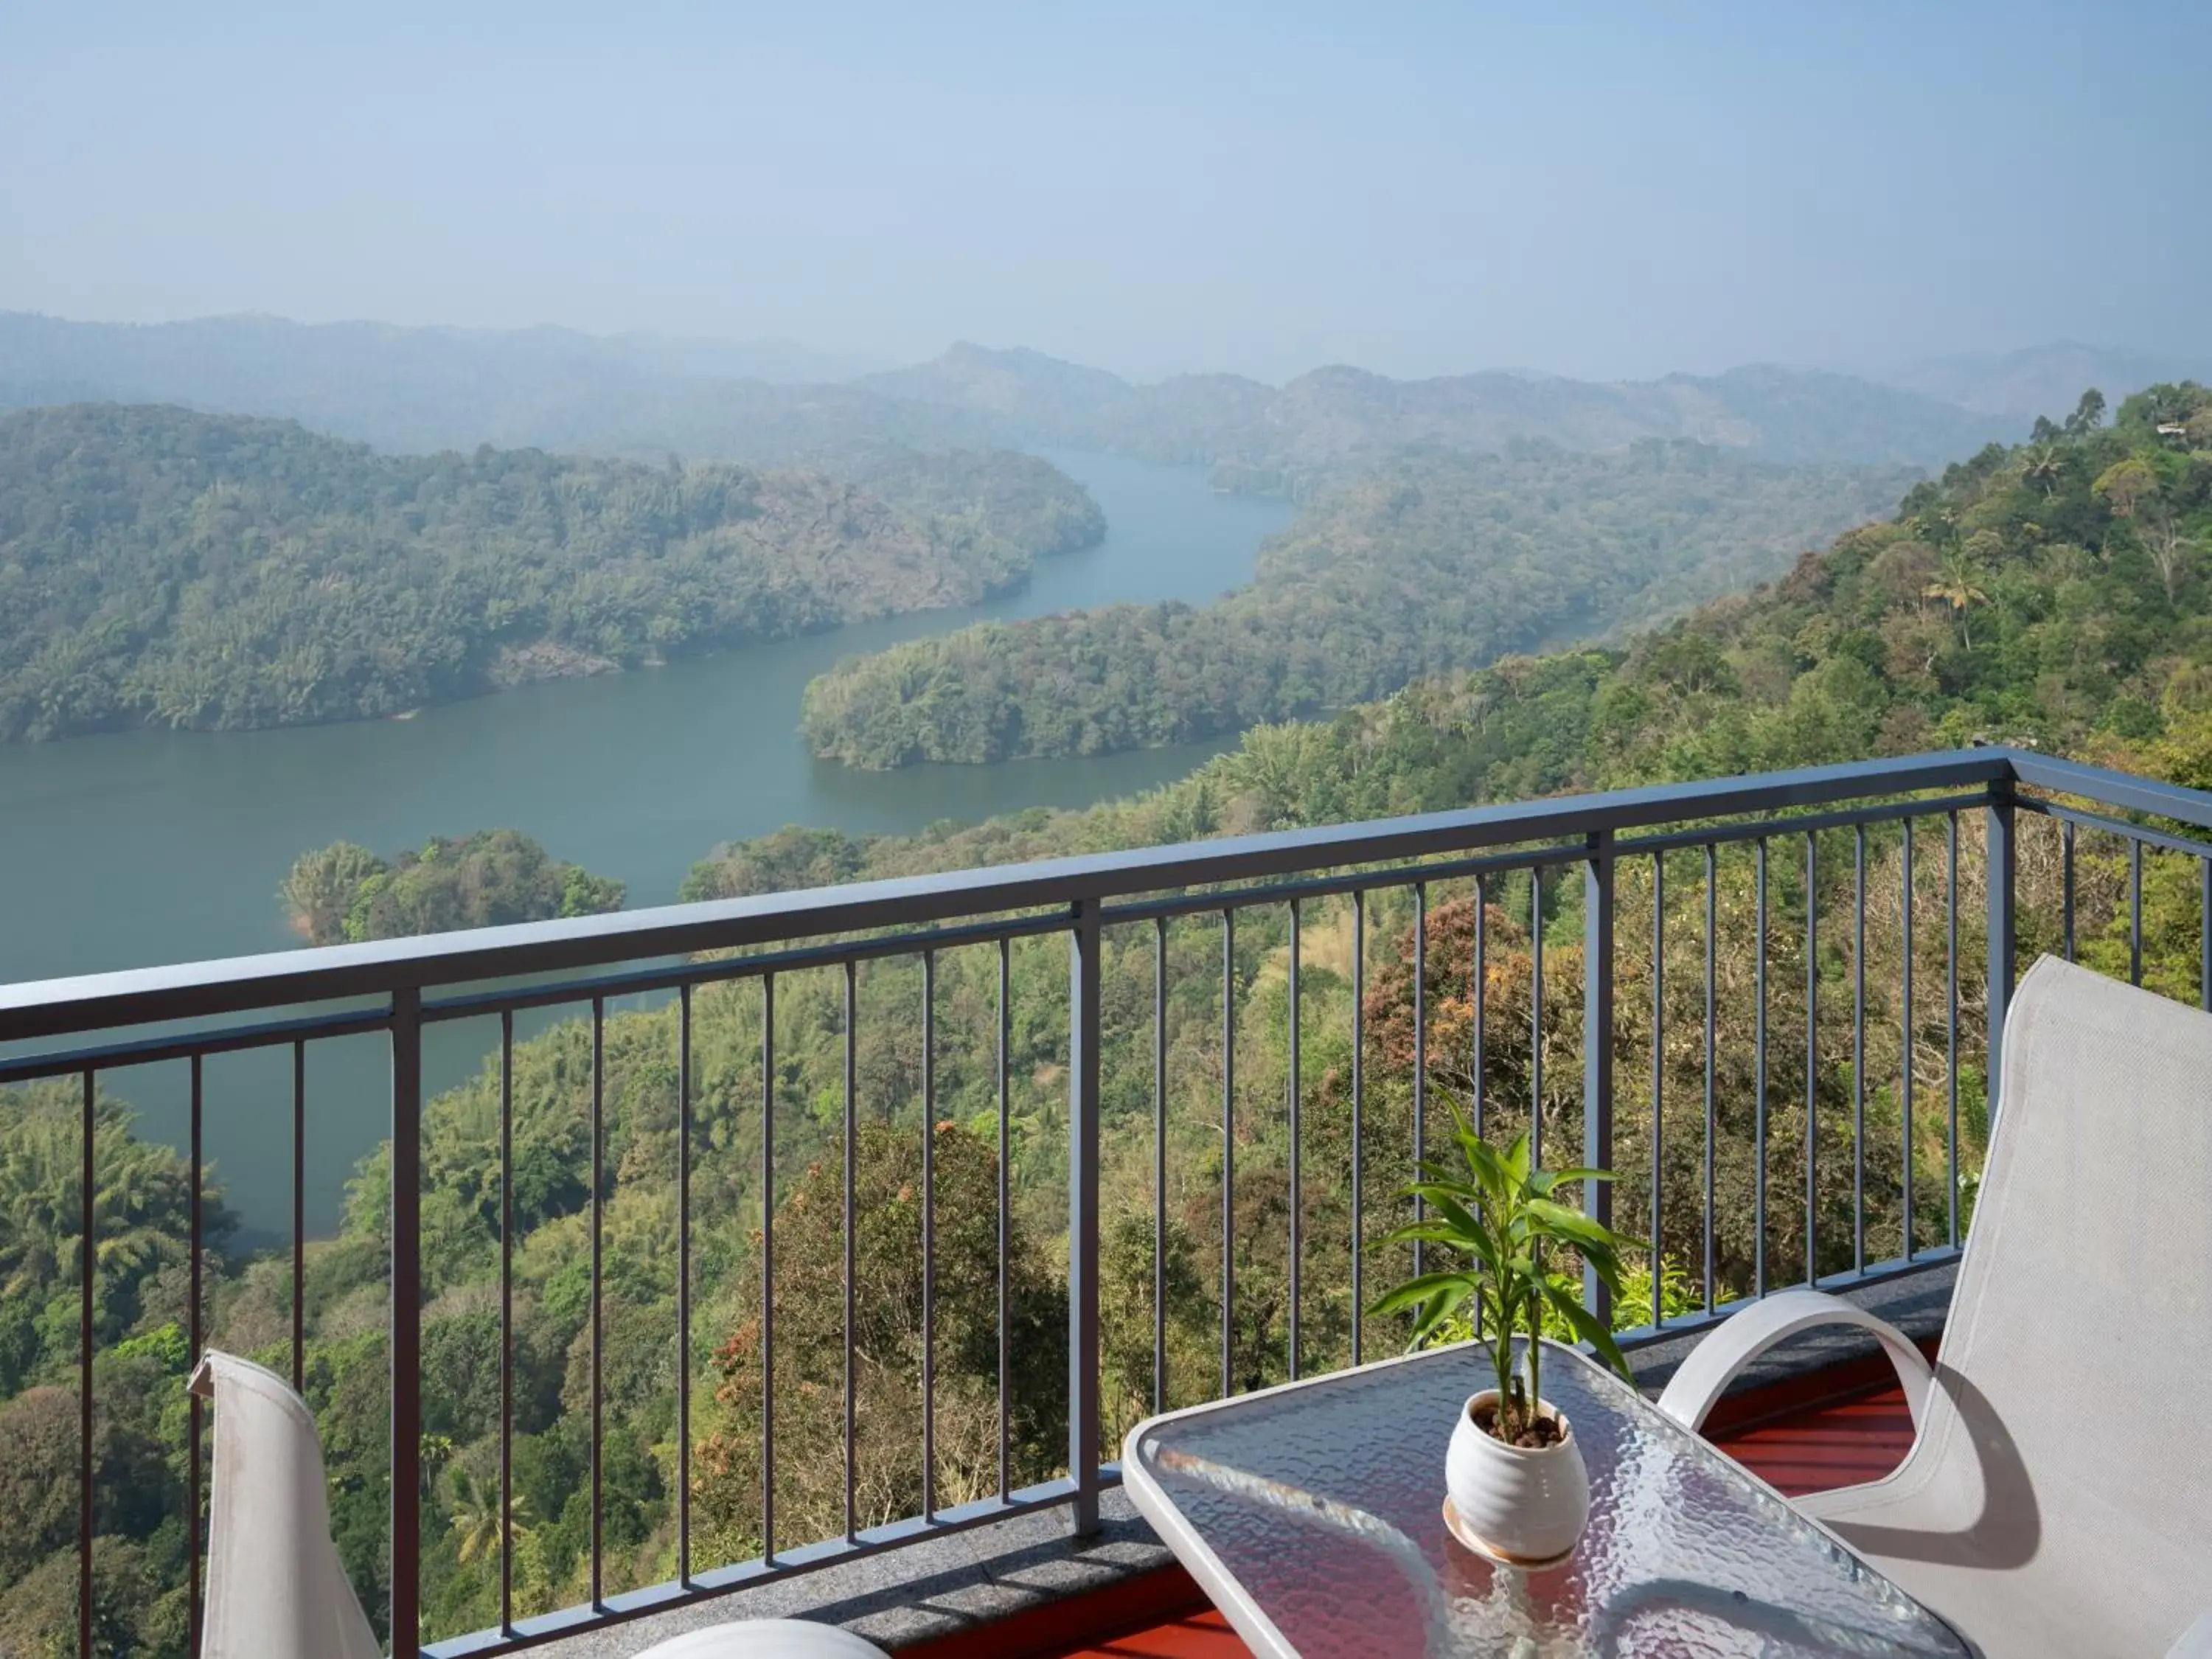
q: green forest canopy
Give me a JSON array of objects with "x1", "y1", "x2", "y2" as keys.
[
  {"x1": 280, "y1": 830, "x2": 626, "y2": 945},
  {"x1": 798, "y1": 439, "x2": 1918, "y2": 768},
  {"x1": 4, "y1": 383, "x2": 2209, "y2": 1652},
  {"x1": 0, "y1": 403, "x2": 1102, "y2": 741}
]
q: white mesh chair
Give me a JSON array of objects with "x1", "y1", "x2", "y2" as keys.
[
  {"x1": 192, "y1": 1349, "x2": 885, "y2": 1658},
  {"x1": 1656, "y1": 956, "x2": 2212, "y2": 1658},
  {"x1": 190, "y1": 1351, "x2": 383, "y2": 1659}
]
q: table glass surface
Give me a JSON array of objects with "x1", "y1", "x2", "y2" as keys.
[{"x1": 1127, "y1": 1341, "x2": 1969, "y2": 1659}]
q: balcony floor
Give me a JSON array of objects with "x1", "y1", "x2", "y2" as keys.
[{"x1": 1031, "y1": 1380, "x2": 1919, "y2": 1659}]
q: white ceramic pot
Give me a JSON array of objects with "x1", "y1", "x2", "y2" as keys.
[{"x1": 1443, "y1": 1388, "x2": 1590, "y2": 1565}]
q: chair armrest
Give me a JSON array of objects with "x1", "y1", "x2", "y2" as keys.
[
  {"x1": 1653, "y1": 1290, "x2": 1933, "y2": 1436},
  {"x1": 633, "y1": 1620, "x2": 888, "y2": 1658}
]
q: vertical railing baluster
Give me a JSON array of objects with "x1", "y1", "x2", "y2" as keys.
[
  {"x1": 1649, "y1": 852, "x2": 1663, "y2": 1330},
  {"x1": 1984, "y1": 780, "x2": 2016, "y2": 1134},
  {"x1": 1582, "y1": 833, "x2": 1615, "y2": 1326},
  {"x1": 1902, "y1": 818, "x2": 1916, "y2": 1260},
  {"x1": 1220, "y1": 909, "x2": 1235, "y2": 1398},
  {"x1": 1351, "y1": 890, "x2": 1366, "y2": 1368},
  {"x1": 390, "y1": 989, "x2": 423, "y2": 1655},
  {"x1": 1852, "y1": 827, "x2": 1866, "y2": 1279},
  {"x1": 292, "y1": 1041, "x2": 305, "y2": 1391},
  {"x1": 998, "y1": 939, "x2": 1012, "y2": 1500},
  {"x1": 843, "y1": 962, "x2": 858, "y2": 1544},
  {"x1": 918, "y1": 958, "x2": 933, "y2": 1523},
  {"x1": 1531, "y1": 869, "x2": 1545, "y2": 1168},
  {"x1": 2130, "y1": 838, "x2": 2145, "y2": 987},
  {"x1": 1068, "y1": 902, "x2": 1104, "y2": 1535},
  {"x1": 1753, "y1": 838, "x2": 1767, "y2": 1298},
  {"x1": 1472, "y1": 875, "x2": 1486, "y2": 1137},
  {"x1": 2201, "y1": 860, "x2": 2211, "y2": 1012},
  {"x1": 500, "y1": 1011, "x2": 515, "y2": 1628},
  {"x1": 588, "y1": 995, "x2": 603, "y2": 1608},
  {"x1": 2062, "y1": 818, "x2": 2076, "y2": 961},
  {"x1": 1703, "y1": 846, "x2": 1716, "y2": 1314},
  {"x1": 1287, "y1": 900, "x2": 1301, "y2": 1381},
  {"x1": 1152, "y1": 919, "x2": 1167, "y2": 1415},
  {"x1": 79, "y1": 1069, "x2": 94, "y2": 1659},
  {"x1": 188, "y1": 1055, "x2": 203, "y2": 1658},
  {"x1": 1947, "y1": 813, "x2": 1961, "y2": 1251},
  {"x1": 762, "y1": 973, "x2": 778, "y2": 1553},
  {"x1": 677, "y1": 988, "x2": 692, "y2": 1585},
  {"x1": 1804, "y1": 832, "x2": 1818, "y2": 1287},
  {"x1": 1413, "y1": 883, "x2": 1427, "y2": 1278}
]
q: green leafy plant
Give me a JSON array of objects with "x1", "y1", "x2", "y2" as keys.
[{"x1": 1369, "y1": 1110, "x2": 1640, "y2": 1442}]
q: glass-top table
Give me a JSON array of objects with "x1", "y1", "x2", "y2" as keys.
[{"x1": 1122, "y1": 1338, "x2": 1971, "y2": 1658}]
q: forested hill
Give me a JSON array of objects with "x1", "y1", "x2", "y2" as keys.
[
  {"x1": 0, "y1": 403, "x2": 1102, "y2": 741},
  {"x1": 797, "y1": 440, "x2": 1917, "y2": 768},
  {"x1": 721, "y1": 382, "x2": 2212, "y2": 893},
  {"x1": 863, "y1": 343, "x2": 2017, "y2": 487}
]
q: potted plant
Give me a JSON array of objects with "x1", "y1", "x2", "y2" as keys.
[{"x1": 1368, "y1": 1110, "x2": 1638, "y2": 1567}]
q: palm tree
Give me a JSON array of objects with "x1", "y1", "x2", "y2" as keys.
[
  {"x1": 446, "y1": 1466, "x2": 529, "y2": 1565},
  {"x1": 2021, "y1": 444, "x2": 2065, "y2": 499},
  {"x1": 1923, "y1": 553, "x2": 1990, "y2": 648}
]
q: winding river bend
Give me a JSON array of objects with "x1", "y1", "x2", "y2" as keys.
[{"x1": 0, "y1": 453, "x2": 1292, "y2": 1228}]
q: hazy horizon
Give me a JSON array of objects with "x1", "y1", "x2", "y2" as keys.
[
  {"x1": 4, "y1": 305, "x2": 2202, "y2": 397},
  {"x1": 4, "y1": 1, "x2": 2208, "y2": 384}
]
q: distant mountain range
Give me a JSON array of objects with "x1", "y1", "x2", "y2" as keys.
[
  {"x1": 0, "y1": 313, "x2": 944, "y2": 463},
  {"x1": 1877, "y1": 342, "x2": 2212, "y2": 419},
  {"x1": 4, "y1": 310, "x2": 2202, "y2": 498},
  {"x1": 863, "y1": 345, "x2": 2023, "y2": 490}
]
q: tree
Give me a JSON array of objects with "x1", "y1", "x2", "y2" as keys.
[
  {"x1": 2021, "y1": 443, "x2": 2065, "y2": 498},
  {"x1": 280, "y1": 842, "x2": 388, "y2": 942},
  {"x1": 2139, "y1": 498, "x2": 2198, "y2": 603},
  {"x1": 2066, "y1": 388, "x2": 2107, "y2": 437},
  {"x1": 1922, "y1": 552, "x2": 1991, "y2": 647},
  {"x1": 2093, "y1": 456, "x2": 2158, "y2": 519},
  {"x1": 445, "y1": 1464, "x2": 528, "y2": 1567}
]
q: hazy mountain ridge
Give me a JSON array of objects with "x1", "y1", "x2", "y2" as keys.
[
  {"x1": 9, "y1": 313, "x2": 2062, "y2": 500},
  {"x1": 1878, "y1": 342, "x2": 2212, "y2": 418},
  {"x1": 864, "y1": 342, "x2": 2018, "y2": 493},
  {"x1": 0, "y1": 312, "x2": 985, "y2": 462}
]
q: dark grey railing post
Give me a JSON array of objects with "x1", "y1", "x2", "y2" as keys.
[
  {"x1": 1582, "y1": 831, "x2": 1615, "y2": 1326},
  {"x1": 1985, "y1": 776, "x2": 2017, "y2": 1126},
  {"x1": 1067, "y1": 900, "x2": 1104, "y2": 1536},
  {"x1": 390, "y1": 986, "x2": 424, "y2": 1657}
]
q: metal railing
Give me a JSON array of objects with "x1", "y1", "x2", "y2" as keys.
[{"x1": 7, "y1": 745, "x2": 2212, "y2": 1657}]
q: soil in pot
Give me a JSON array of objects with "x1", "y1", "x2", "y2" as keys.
[{"x1": 1472, "y1": 1399, "x2": 1568, "y2": 1450}]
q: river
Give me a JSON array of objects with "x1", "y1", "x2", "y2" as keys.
[{"x1": 0, "y1": 453, "x2": 1292, "y2": 1232}]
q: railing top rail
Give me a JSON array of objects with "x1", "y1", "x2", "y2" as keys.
[
  {"x1": 2008, "y1": 749, "x2": 2212, "y2": 831},
  {"x1": 0, "y1": 745, "x2": 2056, "y2": 1044}
]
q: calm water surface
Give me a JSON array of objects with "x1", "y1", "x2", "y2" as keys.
[{"x1": 0, "y1": 453, "x2": 1291, "y2": 1229}]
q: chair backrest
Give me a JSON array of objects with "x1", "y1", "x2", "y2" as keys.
[
  {"x1": 1933, "y1": 955, "x2": 2212, "y2": 1585},
  {"x1": 191, "y1": 1350, "x2": 383, "y2": 1659}
]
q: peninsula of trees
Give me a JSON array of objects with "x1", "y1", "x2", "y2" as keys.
[
  {"x1": 0, "y1": 404, "x2": 1102, "y2": 741},
  {"x1": 281, "y1": 831, "x2": 626, "y2": 945},
  {"x1": 797, "y1": 440, "x2": 1917, "y2": 767}
]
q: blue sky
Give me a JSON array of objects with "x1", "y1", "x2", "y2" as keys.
[{"x1": 2, "y1": 1, "x2": 2205, "y2": 381}]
